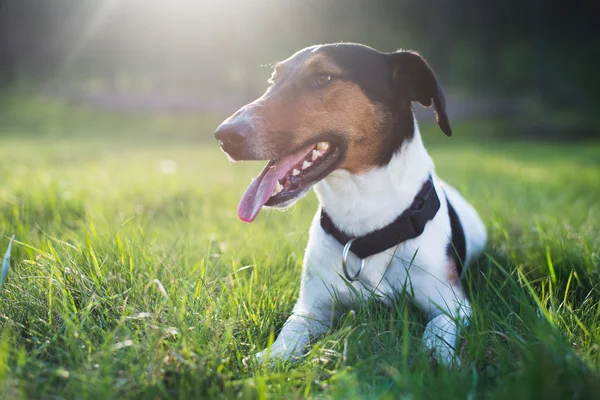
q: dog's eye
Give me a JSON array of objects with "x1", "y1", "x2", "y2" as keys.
[{"x1": 315, "y1": 75, "x2": 333, "y2": 86}]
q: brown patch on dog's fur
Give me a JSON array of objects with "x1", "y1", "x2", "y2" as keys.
[
  {"x1": 328, "y1": 83, "x2": 387, "y2": 173},
  {"x1": 249, "y1": 53, "x2": 388, "y2": 174},
  {"x1": 447, "y1": 262, "x2": 462, "y2": 290}
]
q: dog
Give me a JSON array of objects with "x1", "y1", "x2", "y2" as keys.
[{"x1": 214, "y1": 43, "x2": 487, "y2": 366}]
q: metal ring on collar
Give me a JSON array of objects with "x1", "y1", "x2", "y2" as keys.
[{"x1": 342, "y1": 238, "x2": 365, "y2": 282}]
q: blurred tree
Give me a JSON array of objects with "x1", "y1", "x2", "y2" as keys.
[
  {"x1": 0, "y1": 0, "x2": 598, "y2": 122},
  {"x1": 0, "y1": 0, "x2": 16, "y2": 88}
]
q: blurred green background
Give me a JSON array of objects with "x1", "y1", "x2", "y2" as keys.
[{"x1": 1, "y1": 0, "x2": 599, "y2": 138}]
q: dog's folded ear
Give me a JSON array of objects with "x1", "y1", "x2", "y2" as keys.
[{"x1": 389, "y1": 51, "x2": 452, "y2": 137}]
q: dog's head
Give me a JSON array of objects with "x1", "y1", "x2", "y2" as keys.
[{"x1": 215, "y1": 43, "x2": 451, "y2": 222}]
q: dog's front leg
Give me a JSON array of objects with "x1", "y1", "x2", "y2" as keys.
[
  {"x1": 422, "y1": 300, "x2": 470, "y2": 366},
  {"x1": 253, "y1": 298, "x2": 334, "y2": 364},
  {"x1": 413, "y1": 274, "x2": 471, "y2": 366},
  {"x1": 252, "y1": 258, "x2": 343, "y2": 365}
]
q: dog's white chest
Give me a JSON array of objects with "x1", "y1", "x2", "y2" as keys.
[
  {"x1": 303, "y1": 224, "x2": 411, "y2": 305},
  {"x1": 302, "y1": 205, "x2": 455, "y2": 316}
]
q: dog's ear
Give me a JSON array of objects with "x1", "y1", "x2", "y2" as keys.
[{"x1": 389, "y1": 51, "x2": 452, "y2": 137}]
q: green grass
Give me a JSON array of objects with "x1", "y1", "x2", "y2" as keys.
[{"x1": 0, "y1": 98, "x2": 599, "y2": 399}]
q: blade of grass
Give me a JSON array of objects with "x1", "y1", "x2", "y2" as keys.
[
  {"x1": 545, "y1": 246, "x2": 556, "y2": 285},
  {"x1": 0, "y1": 236, "x2": 15, "y2": 293}
]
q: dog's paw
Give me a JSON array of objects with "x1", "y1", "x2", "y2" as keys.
[
  {"x1": 423, "y1": 338, "x2": 460, "y2": 367},
  {"x1": 254, "y1": 348, "x2": 271, "y2": 364},
  {"x1": 422, "y1": 314, "x2": 461, "y2": 367},
  {"x1": 242, "y1": 348, "x2": 280, "y2": 368},
  {"x1": 243, "y1": 346, "x2": 302, "y2": 368}
]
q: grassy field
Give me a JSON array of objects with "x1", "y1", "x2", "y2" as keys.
[{"x1": 0, "y1": 98, "x2": 599, "y2": 399}]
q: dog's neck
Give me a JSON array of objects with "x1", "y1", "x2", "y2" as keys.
[{"x1": 314, "y1": 122, "x2": 434, "y2": 237}]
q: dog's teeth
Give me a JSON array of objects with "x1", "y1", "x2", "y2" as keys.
[
  {"x1": 292, "y1": 168, "x2": 300, "y2": 176},
  {"x1": 317, "y1": 142, "x2": 330, "y2": 152},
  {"x1": 274, "y1": 182, "x2": 284, "y2": 195},
  {"x1": 302, "y1": 160, "x2": 312, "y2": 170},
  {"x1": 311, "y1": 150, "x2": 320, "y2": 161}
]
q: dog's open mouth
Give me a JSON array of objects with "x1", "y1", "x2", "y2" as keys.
[{"x1": 238, "y1": 141, "x2": 342, "y2": 222}]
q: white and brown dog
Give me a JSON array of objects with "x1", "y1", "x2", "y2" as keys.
[{"x1": 215, "y1": 43, "x2": 487, "y2": 366}]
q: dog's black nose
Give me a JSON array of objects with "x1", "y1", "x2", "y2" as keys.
[{"x1": 214, "y1": 121, "x2": 250, "y2": 146}]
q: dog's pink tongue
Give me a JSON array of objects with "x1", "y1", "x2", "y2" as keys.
[{"x1": 238, "y1": 146, "x2": 313, "y2": 223}]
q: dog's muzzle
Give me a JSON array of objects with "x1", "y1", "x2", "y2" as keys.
[{"x1": 214, "y1": 120, "x2": 253, "y2": 159}]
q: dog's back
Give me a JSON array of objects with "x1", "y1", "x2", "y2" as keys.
[{"x1": 441, "y1": 180, "x2": 487, "y2": 269}]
